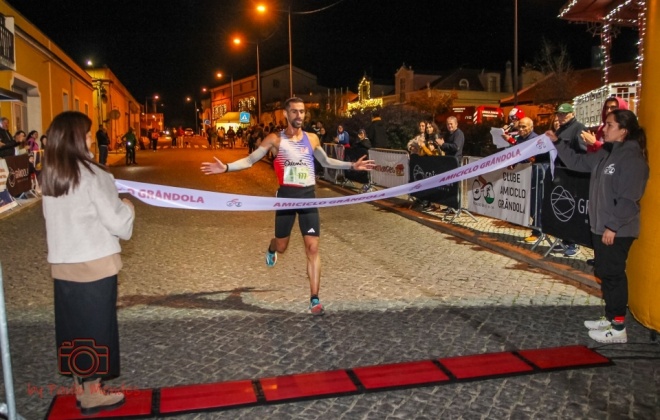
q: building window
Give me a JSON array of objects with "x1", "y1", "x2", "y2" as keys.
[
  {"x1": 62, "y1": 92, "x2": 69, "y2": 111},
  {"x1": 74, "y1": 98, "x2": 80, "y2": 111},
  {"x1": 84, "y1": 103, "x2": 89, "y2": 115},
  {"x1": 399, "y1": 79, "x2": 406, "y2": 103}
]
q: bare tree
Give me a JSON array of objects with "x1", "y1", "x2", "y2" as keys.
[
  {"x1": 407, "y1": 90, "x2": 455, "y2": 120},
  {"x1": 527, "y1": 38, "x2": 576, "y2": 106}
]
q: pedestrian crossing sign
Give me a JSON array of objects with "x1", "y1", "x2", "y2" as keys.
[{"x1": 239, "y1": 112, "x2": 251, "y2": 124}]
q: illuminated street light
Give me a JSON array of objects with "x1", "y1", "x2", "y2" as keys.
[
  {"x1": 232, "y1": 36, "x2": 261, "y2": 122},
  {"x1": 145, "y1": 94, "x2": 159, "y2": 114},
  {"x1": 256, "y1": 3, "x2": 293, "y2": 98}
]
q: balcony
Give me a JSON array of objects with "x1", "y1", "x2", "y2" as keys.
[{"x1": 0, "y1": 15, "x2": 15, "y2": 70}]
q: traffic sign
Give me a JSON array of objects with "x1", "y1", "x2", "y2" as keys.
[{"x1": 239, "y1": 112, "x2": 251, "y2": 124}]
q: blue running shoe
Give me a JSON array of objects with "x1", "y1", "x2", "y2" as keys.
[
  {"x1": 265, "y1": 250, "x2": 277, "y2": 267},
  {"x1": 563, "y1": 244, "x2": 580, "y2": 257},
  {"x1": 309, "y1": 298, "x2": 325, "y2": 315}
]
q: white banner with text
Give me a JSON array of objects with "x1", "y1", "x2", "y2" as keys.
[
  {"x1": 467, "y1": 163, "x2": 533, "y2": 226},
  {"x1": 116, "y1": 135, "x2": 556, "y2": 211}
]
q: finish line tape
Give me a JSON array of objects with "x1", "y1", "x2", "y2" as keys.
[{"x1": 116, "y1": 136, "x2": 556, "y2": 211}]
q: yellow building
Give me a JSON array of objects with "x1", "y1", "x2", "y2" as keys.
[
  {"x1": 87, "y1": 67, "x2": 141, "y2": 148},
  {"x1": 0, "y1": 2, "x2": 137, "y2": 150},
  {"x1": 0, "y1": 4, "x2": 92, "y2": 134}
]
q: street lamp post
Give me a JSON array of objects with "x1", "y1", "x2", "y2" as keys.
[
  {"x1": 513, "y1": 0, "x2": 518, "y2": 107},
  {"x1": 217, "y1": 72, "x2": 234, "y2": 112},
  {"x1": 144, "y1": 94, "x2": 159, "y2": 137},
  {"x1": 187, "y1": 97, "x2": 199, "y2": 135},
  {"x1": 256, "y1": 42, "x2": 261, "y2": 122},
  {"x1": 257, "y1": 4, "x2": 293, "y2": 98},
  {"x1": 233, "y1": 37, "x2": 261, "y2": 123},
  {"x1": 287, "y1": 8, "x2": 292, "y2": 97}
]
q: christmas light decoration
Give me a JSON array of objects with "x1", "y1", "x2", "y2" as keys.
[
  {"x1": 347, "y1": 76, "x2": 383, "y2": 114},
  {"x1": 560, "y1": 0, "x2": 646, "y2": 107}
]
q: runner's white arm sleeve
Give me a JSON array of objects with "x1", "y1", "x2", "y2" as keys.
[
  {"x1": 226, "y1": 146, "x2": 269, "y2": 172},
  {"x1": 313, "y1": 148, "x2": 353, "y2": 170}
]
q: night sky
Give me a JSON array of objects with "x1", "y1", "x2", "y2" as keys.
[{"x1": 6, "y1": 0, "x2": 639, "y2": 126}]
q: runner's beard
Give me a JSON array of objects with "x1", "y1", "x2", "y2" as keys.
[{"x1": 290, "y1": 119, "x2": 303, "y2": 129}]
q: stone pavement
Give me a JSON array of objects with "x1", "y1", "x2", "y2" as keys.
[{"x1": 0, "y1": 147, "x2": 658, "y2": 419}]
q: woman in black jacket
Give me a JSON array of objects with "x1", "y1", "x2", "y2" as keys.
[
  {"x1": 354, "y1": 129, "x2": 372, "y2": 157},
  {"x1": 548, "y1": 110, "x2": 649, "y2": 344}
]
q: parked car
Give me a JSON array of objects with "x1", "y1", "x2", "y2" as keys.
[{"x1": 184, "y1": 128, "x2": 194, "y2": 136}]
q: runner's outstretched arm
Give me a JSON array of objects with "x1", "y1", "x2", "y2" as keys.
[
  {"x1": 313, "y1": 148, "x2": 375, "y2": 171},
  {"x1": 201, "y1": 145, "x2": 269, "y2": 175}
]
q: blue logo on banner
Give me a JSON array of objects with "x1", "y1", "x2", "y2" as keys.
[{"x1": 239, "y1": 112, "x2": 251, "y2": 123}]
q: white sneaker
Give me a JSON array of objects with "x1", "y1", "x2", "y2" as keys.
[
  {"x1": 584, "y1": 317, "x2": 611, "y2": 331},
  {"x1": 588, "y1": 327, "x2": 627, "y2": 344}
]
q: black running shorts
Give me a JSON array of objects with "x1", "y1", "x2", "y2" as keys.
[{"x1": 275, "y1": 185, "x2": 320, "y2": 238}]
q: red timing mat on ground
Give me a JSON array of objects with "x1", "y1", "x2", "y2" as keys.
[
  {"x1": 259, "y1": 370, "x2": 357, "y2": 401},
  {"x1": 518, "y1": 345, "x2": 612, "y2": 369},
  {"x1": 352, "y1": 360, "x2": 450, "y2": 389},
  {"x1": 160, "y1": 380, "x2": 257, "y2": 413},
  {"x1": 46, "y1": 345, "x2": 612, "y2": 419},
  {"x1": 440, "y1": 351, "x2": 535, "y2": 379}
]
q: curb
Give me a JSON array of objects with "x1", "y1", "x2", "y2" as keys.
[{"x1": 0, "y1": 196, "x2": 42, "y2": 220}]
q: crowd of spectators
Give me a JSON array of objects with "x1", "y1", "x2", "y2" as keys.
[
  {"x1": 0, "y1": 116, "x2": 46, "y2": 194},
  {"x1": 406, "y1": 117, "x2": 464, "y2": 162}
]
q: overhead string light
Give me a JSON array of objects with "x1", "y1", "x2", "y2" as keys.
[
  {"x1": 558, "y1": 0, "x2": 579, "y2": 19},
  {"x1": 601, "y1": 22, "x2": 612, "y2": 84},
  {"x1": 636, "y1": 0, "x2": 647, "y2": 109},
  {"x1": 600, "y1": 0, "x2": 646, "y2": 85}
]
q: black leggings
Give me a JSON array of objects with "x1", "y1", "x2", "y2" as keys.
[{"x1": 592, "y1": 233, "x2": 635, "y2": 321}]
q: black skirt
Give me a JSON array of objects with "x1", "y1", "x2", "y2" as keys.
[{"x1": 54, "y1": 275, "x2": 120, "y2": 380}]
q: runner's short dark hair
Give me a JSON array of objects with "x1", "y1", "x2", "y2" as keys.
[{"x1": 284, "y1": 97, "x2": 304, "y2": 110}]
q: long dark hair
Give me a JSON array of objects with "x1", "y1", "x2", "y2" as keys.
[
  {"x1": 40, "y1": 111, "x2": 104, "y2": 197},
  {"x1": 425, "y1": 122, "x2": 440, "y2": 142},
  {"x1": 611, "y1": 109, "x2": 648, "y2": 162}
]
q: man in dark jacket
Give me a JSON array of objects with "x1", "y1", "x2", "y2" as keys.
[
  {"x1": 366, "y1": 111, "x2": 387, "y2": 149},
  {"x1": 553, "y1": 102, "x2": 588, "y2": 257},
  {"x1": 439, "y1": 116, "x2": 464, "y2": 163},
  {"x1": 555, "y1": 103, "x2": 587, "y2": 157},
  {"x1": 0, "y1": 117, "x2": 16, "y2": 158},
  {"x1": 96, "y1": 126, "x2": 110, "y2": 165}
]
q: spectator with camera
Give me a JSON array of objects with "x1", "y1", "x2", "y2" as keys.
[{"x1": 41, "y1": 111, "x2": 135, "y2": 415}]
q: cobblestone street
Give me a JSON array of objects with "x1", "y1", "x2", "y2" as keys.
[{"x1": 0, "y1": 147, "x2": 658, "y2": 419}]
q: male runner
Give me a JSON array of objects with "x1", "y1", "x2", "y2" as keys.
[{"x1": 201, "y1": 97, "x2": 375, "y2": 315}]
